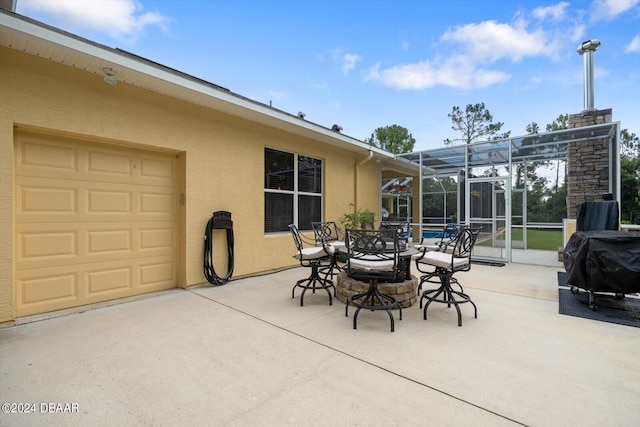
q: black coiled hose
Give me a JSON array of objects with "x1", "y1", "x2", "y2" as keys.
[{"x1": 203, "y1": 211, "x2": 234, "y2": 285}]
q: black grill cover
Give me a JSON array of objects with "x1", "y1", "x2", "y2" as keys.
[
  {"x1": 563, "y1": 231, "x2": 640, "y2": 293},
  {"x1": 576, "y1": 201, "x2": 619, "y2": 232}
]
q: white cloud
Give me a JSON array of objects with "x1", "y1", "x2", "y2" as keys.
[
  {"x1": 18, "y1": 0, "x2": 169, "y2": 43},
  {"x1": 366, "y1": 18, "x2": 551, "y2": 91},
  {"x1": 473, "y1": 69, "x2": 512, "y2": 87},
  {"x1": 570, "y1": 23, "x2": 587, "y2": 44},
  {"x1": 532, "y1": 2, "x2": 570, "y2": 20},
  {"x1": 364, "y1": 6, "x2": 597, "y2": 91},
  {"x1": 365, "y1": 56, "x2": 510, "y2": 90},
  {"x1": 524, "y1": 75, "x2": 543, "y2": 90},
  {"x1": 329, "y1": 48, "x2": 361, "y2": 75},
  {"x1": 590, "y1": 0, "x2": 640, "y2": 21},
  {"x1": 441, "y1": 20, "x2": 554, "y2": 63},
  {"x1": 625, "y1": 35, "x2": 640, "y2": 52},
  {"x1": 342, "y1": 53, "x2": 361, "y2": 75}
]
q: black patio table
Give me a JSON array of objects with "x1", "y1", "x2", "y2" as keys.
[
  {"x1": 338, "y1": 244, "x2": 419, "y2": 282},
  {"x1": 394, "y1": 246, "x2": 420, "y2": 281}
]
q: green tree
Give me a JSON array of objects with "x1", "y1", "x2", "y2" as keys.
[
  {"x1": 518, "y1": 121, "x2": 552, "y2": 190},
  {"x1": 365, "y1": 124, "x2": 415, "y2": 154},
  {"x1": 545, "y1": 114, "x2": 568, "y2": 132},
  {"x1": 620, "y1": 129, "x2": 640, "y2": 224},
  {"x1": 521, "y1": 116, "x2": 567, "y2": 222},
  {"x1": 621, "y1": 128, "x2": 639, "y2": 158},
  {"x1": 546, "y1": 114, "x2": 568, "y2": 196},
  {"x1": 525, "y1": 122, "x2": 540, "y2": 134},
  {"x1": 544, "y1": 181, "x2": 569, "y2": 222},
  {"x1": 444, "y1": 103, "x2": 510, "y2": 145}
]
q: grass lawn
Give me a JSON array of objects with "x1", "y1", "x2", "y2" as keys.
[
  {"x1": 511, "y1": 228, "x2": 562, "y2": 251},
  {"x1": 453, "y1": 227, "x2": 563, "y2": 251}
]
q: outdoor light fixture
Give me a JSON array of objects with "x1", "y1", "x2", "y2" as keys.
[{"x1": 102, "y1": 67, "x2": 117, "y2": 85}]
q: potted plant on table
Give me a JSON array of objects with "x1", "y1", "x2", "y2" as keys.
[
  {"x1": 338, "y1": 204, "x2": 375, "y2": 262},
  {"x1": 339, "y1": 203, "x2": 375, "y2": 231}
]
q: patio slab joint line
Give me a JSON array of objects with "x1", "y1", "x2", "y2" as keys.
[{"x1": 188, "y1": 289, "x2": 529, "y2": 427}]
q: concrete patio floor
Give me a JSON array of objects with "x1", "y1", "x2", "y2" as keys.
[{"x1": 1, "y1": 262, "x2": 639, "y2": 426}]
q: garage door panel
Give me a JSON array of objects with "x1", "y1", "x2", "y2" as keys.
[
  {"x1": 18, "y1": 273, "x2": 78, "y2": 307},
  {"x1": 88, "y1": 229, "x2": 132, "y2": 254},
  {"x1": 86, "y1": 183, "x2": 173, "y2": 219},
  {"x1": 17, "y1": 137, "x2": 78, "y2": 174},
  {"x1": 88, "y1": 189, "x2": 132, "y2": 214},
  {"x1": 86, "y1": 266, "x2": 133, "y2": 294},
  {"x1": 16, "y1": 255, "x2": 176, "y2": 316},
  {"x1": 84, "y1": 149, "x2": 175, "y2": 187},
  {"x1": 140, "y1": 260, "x2": 175, "y2": 288},
  {"x1": 17, "y1": 221, "x2": 174, "y2": 270},
  {"x1": 17, "y1": 132, "x2": 176, "y2": 187},
  {"x1": 139, "y1": 156, "x2": 176, "y2": 184},
  {"x1": 15, "y1": 132, "x2": 178, "y2": 316},
  {"x1": 18, "y1": 184, "x2": 78, "y2": 215},
  {"x1": 139, "y1": 191, "x2": 175, "y2": 215},
  {"x1": 18, "y1": 229, "x2": 78, "y2": 261},
  {"x1": 139, "y1": 227, "x2": 174, "y2": 251},
  {"x1": 86, "y1": 149, "x2": 133, "y2": 178},
  {"x1": 17, "y1": 177, "x2": 175, "y2": 222}
]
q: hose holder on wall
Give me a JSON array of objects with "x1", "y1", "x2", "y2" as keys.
[{"x1": 203, "y1": 211, "x2": 234, "y2": 285}]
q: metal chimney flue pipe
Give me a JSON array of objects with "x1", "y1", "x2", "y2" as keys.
[{"x1": 577, "y1": 39, "x2": 600, "y2": 111}]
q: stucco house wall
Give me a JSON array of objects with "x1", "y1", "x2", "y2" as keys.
[{"x1": 0, "y1": 45, "x2": 386, "y2": 323}]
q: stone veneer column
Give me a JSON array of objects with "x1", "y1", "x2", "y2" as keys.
[{"x1": 566, "y1": 108, "x2": 613, "y2": 218}]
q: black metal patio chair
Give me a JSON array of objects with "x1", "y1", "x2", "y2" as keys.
[
  {"x1": 414, "y1": 223, "x2": 461, "y2": 293},
  {"x1": 311, "y1": 221, "x2": 345, "y2": 279},
  {"x1": 379, "y1": 220, "x2": 410, "y2": 251},
  {"x1": 417, "y1": 227, "x2": 478, "y2": 326},
  {"x1": 345, "y1": 228, "x2": 401, "y2": 332},
  {"x1": 288, "y1": 224, "x2": 335, "y2": 306}
]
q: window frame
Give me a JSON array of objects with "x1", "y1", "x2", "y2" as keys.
[{"x1": 264, "y1": 147, "x2": 323, "y2": 233}]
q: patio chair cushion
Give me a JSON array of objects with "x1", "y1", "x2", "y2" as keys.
[
  {"x1": 414, "y1": 244, "x2": 440, "y2": 251},
  {"x1": 313, "y1": 240, "x2": 345, "y2": 256},
  {"x1": 417, "y1": 251, "x2": 468, "y2": 270},
  {"x1": 294, "y1": 246, "x2": 330, "y2": 260},
  {"x1": 415, "y1": 243, "x2": 456, "y2": 254},
  {"x1": 349, "y1": 255, "x2": 395, "y2": 272},
  {"x1": 410, "y1": 252, "x2": 425, "y2": 261},
  {"x1": 328, "y1": 240, "x2": 345, "y2": 253}
]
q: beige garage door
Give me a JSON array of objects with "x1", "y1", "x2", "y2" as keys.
[{"x1": 15, "y1": 131, "x2": 178, "y2": 316}]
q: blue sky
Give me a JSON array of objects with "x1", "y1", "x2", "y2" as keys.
[{"x1": 16, "y1": 0, "x2": 640, "y2": 151}]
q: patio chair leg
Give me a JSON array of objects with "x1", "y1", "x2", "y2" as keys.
[
  {"x1": 321, "y1": 254, "x2": 344, "y2": 283},
  {"x1": 347, "y1": 279, "x2": 399, "y2": 332},
  {"x1": 421, "y1": 270, "x2": 476, "y2": 326},
  {"x1": 422, "y1": 287, "x2": 444, "y2": 319},
  {"x1": 445, "y1": 287, "x2": 463, "y2": 326},
  {"x1": 292, "y1": 264, "x2": 334, "y2": 306},
  {"x1": 387, "y1": 309, "x2": 394, "y2": 332},
  {"x1": 417, "y1": 271, "x2": 439, "y2": 294}
]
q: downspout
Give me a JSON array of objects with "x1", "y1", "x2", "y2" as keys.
[{"x1": 354, "y1": 150, "x2": 374, "y2": 211}]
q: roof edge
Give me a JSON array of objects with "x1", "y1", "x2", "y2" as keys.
[{"x1": 0, "y1": 9, "x2": 395, "y2": 160}]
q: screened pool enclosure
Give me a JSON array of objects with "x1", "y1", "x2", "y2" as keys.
[{"x1": 392, "y1": 122, "x2": 620, "y2": 264}]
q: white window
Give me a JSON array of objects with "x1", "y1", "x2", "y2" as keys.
[{"x1": 264, "y1": 148, "x2": 322, "y2": 232}]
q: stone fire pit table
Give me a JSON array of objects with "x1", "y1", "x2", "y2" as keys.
[{"x1": 335, "y1": 271, "x2": 418, "y2": 309}]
